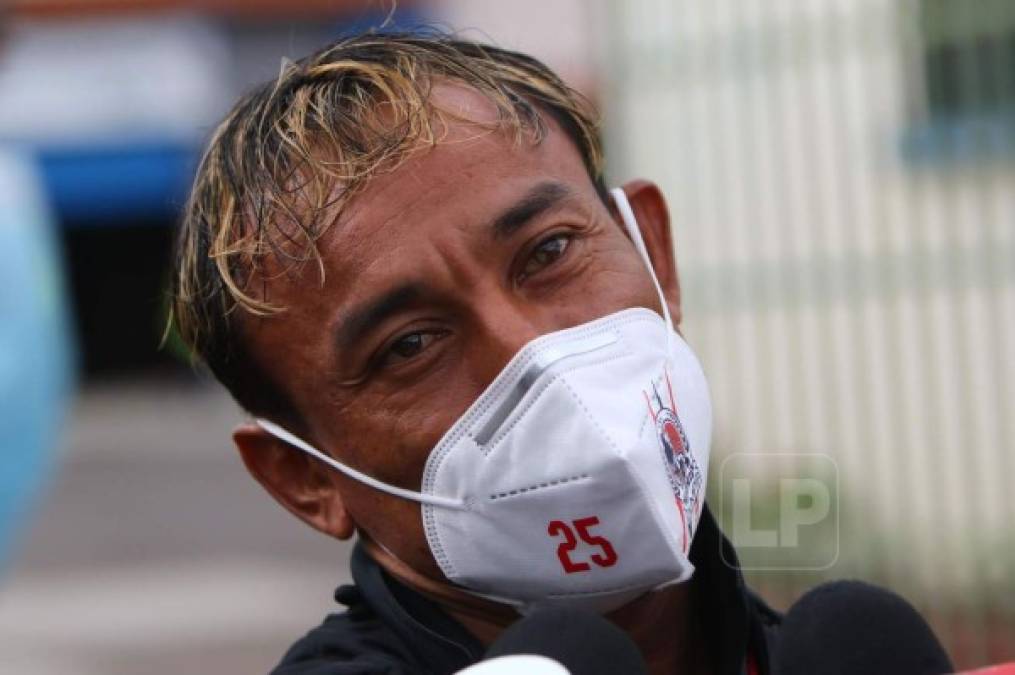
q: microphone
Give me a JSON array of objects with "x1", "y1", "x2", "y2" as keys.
[
  {"x1": 776, "y1": 580, "x2": 953, "y2": 675},
  {"x1": 475, "y1": 608, "x2": 649, "y2": 675},
  {"x1": 953, "y1": 665, "x2": 1015, "y2": 674},
  {"x1": 456, "y1": 655, "x2": 571, "y2": 675}
]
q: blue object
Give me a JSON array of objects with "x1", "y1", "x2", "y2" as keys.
[
  {"x1": 335, "y1": 5, "x2": 435, "y2": 38},
  {"x1": 25, "y1": 7, "x2": 437, "y2": 228},
  {"x1": 35, "y1": 141, "x2": 198, "y2": 226},
  {"x1": 0, "y1": 149, "x2": 75, "y2": 568},
  {"x1": 901, "y1": 109, "x2": 1015, "y2": 165}
]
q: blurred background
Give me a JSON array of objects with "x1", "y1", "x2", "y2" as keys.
[{"x1": 0, "y1": 0, "x2": 1011, "y2": 673}]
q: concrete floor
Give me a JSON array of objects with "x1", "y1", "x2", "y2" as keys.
[{"x1": 0, "y1": 378, "x2": 356, "y2": 675}]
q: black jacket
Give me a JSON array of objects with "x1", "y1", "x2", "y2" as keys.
[{"x1": 272, "y1": 507, "x2": 782, "y2": 675}]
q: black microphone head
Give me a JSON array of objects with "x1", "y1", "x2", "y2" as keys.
[
  {"x1": 486, "y1": 608, "x2": 648, "y2": 675},
  {"x1": 776, "y1": 580, "x2": 953, "y2": 675}
]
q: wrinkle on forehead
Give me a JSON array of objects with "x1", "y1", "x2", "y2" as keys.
[
  {"x1": 316, "y1": 95, "x2": 565, "y2": 278},
  {"x1": 246, "y1": 83, "x2": 542, "y2": 297}
]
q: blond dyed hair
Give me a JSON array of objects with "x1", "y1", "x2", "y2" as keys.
[{"x1": 170, "y1": 32, "x2": 604, "y2": 418}]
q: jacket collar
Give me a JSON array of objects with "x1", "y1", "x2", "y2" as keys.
[{"x1": 346, "y1": 503, "x2": 761, "y2": 675}]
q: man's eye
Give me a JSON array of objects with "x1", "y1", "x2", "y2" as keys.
[
  {"x1": 520, "y1": 234, "x2": 572, "y2": 279},
  {"x1": 380, "y1": 330, "x2": 444, "y2": 366}
]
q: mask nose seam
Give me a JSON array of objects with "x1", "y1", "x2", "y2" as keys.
[
  {"x1": 472, "y1": 331, "x2": 619, "y2": 447},
  {"x1": 478, "y1": 349, "x2": 633, "y2": 457},
  {"x1": 420, "y1": 310, "x2": 658, "y2": 491}
]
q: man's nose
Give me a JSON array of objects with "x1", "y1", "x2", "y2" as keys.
[{"x1": 467, "y1": 302, "x2": 549, "y2": 387}]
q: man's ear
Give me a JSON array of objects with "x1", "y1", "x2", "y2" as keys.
[
  {"x1": 233, "y1": 423, "x2": 355, "y2": 540},
  {"x1": 617, "y1": 179, "x2": 682, "y2": 326}
]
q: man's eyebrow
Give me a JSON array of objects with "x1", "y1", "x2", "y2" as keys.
[
  {"x1": 490, "y1": 181, "x2": 572, "y2": 239},
  {"x1": 335, "y1": 283, "x2": 424, "y2": 351}
]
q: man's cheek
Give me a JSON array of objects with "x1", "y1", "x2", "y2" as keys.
[
  {"x1": 348, "y1": 402, "x2": 458, "y2": 484},
  {"x1": 578, "y1": 240, "x2": 651, "y2": 296},
  {"x1": 576, "y1": 268, "x2": 654, "y2": 317},
  {"x1": 389, "y1": 404, "x2": 459, "y2": 457}
]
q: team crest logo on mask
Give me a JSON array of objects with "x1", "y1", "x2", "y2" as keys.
[{"x1": 643, "y1": 371, "x2": 703, "y2": 552}]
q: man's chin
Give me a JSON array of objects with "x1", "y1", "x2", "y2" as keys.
[
  {"x1": 361, "y1": 535, "x2": 520, "y2": 623},
  {"x1": 605, "y1": 578, "x2": 695, "y2": 628}
]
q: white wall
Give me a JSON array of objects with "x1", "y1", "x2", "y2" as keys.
[{"x1": 606, "y1": 0, "x2": 1015, "y2": 609}]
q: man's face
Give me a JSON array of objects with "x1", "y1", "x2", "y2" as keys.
[{"x1": 236, "y1": 85, "x2": 679, "y2": 581}]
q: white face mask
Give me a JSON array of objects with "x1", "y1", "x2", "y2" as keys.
[{"x1": 256, "y1": 188, "x2": 712, "y2": 614}]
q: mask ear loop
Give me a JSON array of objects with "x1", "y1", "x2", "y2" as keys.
[
  {"x1": 610, "y1": 188, "x2": 676, "y2": 354},
  {"x1": 254, "y1": 418, "x2": 467, "y2": 510}
]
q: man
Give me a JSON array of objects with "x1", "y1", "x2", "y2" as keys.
[{"x1": 169, "y1": 34, "x2": 944, "y2": 674}]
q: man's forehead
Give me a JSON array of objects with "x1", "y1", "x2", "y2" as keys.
[
  {"x1": 324, "y1": 92, "x2": 591, "y2": 273},
  {"x1": 250, "y1": 83, "x2": 596, "y2": 318}
]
